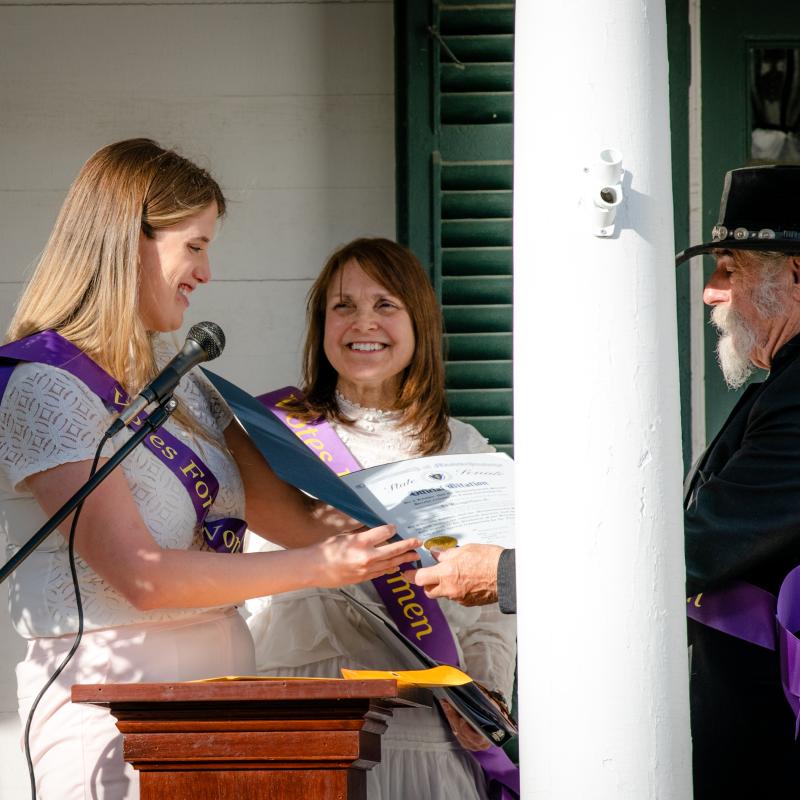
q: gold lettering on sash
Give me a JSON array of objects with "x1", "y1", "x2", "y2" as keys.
[
  {"x1": 147, "y1": 433, "x2": 177, "y2": 461},
  {"x1": 203, "y1": 522, "x2": 242, "y2": 553},
  {"x1": 403, "y1": 602, "x2": 424, "y2": 620},
  {"x1": 293, "y1": 423, "x2": 349, "y2": 472},
  {"x1": 195, "y1": 480, "x2": 213, "y2": 509},
  {"x1": 223, "y1": 529, "x2": 242, "y2": 553},
  {"x1": 181, "y1": 460, "x2": 205, "y2": 480},
  {"x1": 272, "y1": 398, "x2": 348, "y2": 473},
  {"x1": 386, "y1": 573, "x2": 416, "y2": 604},
  {"x1": 110, "y1": 388, "x2": 142, "y2": 427},
  {"x1": 180, "y1": 461, "x2": 214, "y2": 507},
  {"x1": 411, "y1": 619, "x2": 433, "y2": 639},
  {"x1": 687, "y1": 593, "x2": 703, "y2": 608},
  {"x1": 204, "y1": 523, "x2": 219, "y2": 543},
  {"x1": 385, "y1": 573, "x2": 432, "y2": 638}
]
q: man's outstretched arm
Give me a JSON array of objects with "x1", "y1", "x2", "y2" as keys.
[{"x1": 404, "y1": 544, "x2": 516, "y2": 613}]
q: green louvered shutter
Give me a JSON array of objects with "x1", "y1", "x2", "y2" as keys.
[{"x1": 397, "y1": 1, "x2": 514, "y2": 455}]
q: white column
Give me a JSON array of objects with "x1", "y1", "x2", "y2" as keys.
[
  {"x1": 512, "y1": 2, "x2": 693, "y2": 798},
  {"x1": 688, "y1": 0, "x2": 707, "y2": 461}
]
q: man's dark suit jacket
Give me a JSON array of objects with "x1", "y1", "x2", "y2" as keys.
[{"x1": 686, "y1": 333, "x2": 800, "y2": 798}]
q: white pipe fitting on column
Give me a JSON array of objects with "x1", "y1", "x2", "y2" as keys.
[{"x1": 585, "y1": 148, "x2": 624, "y2": 237}]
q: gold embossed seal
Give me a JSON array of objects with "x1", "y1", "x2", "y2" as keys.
[{"x1": 423, "y1": 535, "x2": 458, "y2": 552}]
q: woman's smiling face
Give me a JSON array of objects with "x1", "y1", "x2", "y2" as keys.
[
  {"x1": 137, "y1": 202, "x2": 218, "y2": 333},
  {"x1": 323, "y1": 258, "x2": 416, "y2": 407}
]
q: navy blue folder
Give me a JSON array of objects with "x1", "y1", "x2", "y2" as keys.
[
  {"x1": 202, "y1": 369, "x2": 518, "y2": 746},
  {"x1": 201, "y1": 369, "x2": 384, "y2": 529}
]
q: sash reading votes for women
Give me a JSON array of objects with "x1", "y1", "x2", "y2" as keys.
[
  {"x1": 201, "y1": 370, "x2": 520, "y2": 800},
  {"x1": 0, "y1": 330, "x2": 247, "y2": 555}
]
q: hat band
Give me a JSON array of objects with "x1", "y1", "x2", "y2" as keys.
[{"x1": 712, "y1": 225, "x2": 800, "y2": 244}]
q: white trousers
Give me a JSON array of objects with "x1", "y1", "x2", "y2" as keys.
[{"x1": 16, "y1": 608, "x2": 255, "y2": 800}]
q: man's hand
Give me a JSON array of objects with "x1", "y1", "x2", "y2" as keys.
[{"x1": 403, "y1": 544, "x2": 504, "y2": 606}]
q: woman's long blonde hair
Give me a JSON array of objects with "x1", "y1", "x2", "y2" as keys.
[{"x1": 8, "y1": 138, "x2": 225, "y2": 400}]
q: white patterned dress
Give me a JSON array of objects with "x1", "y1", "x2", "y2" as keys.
[
  {"x1": 246, "y1": 395, "x2": 517, "y2": 800},
  {"x1": 0, "y1": 341, "x2": 255, "y2": 799}
]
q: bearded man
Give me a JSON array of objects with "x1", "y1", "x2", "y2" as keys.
[{"x1": 678, "y1": 165, "x2": 800, "y2": 798}]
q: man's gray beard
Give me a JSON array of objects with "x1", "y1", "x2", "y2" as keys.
[
  {"x1": 712, "y1": 303, "x2": 757, "y2": 390},
  {"x1": 710, "y1": 271, "x2": 787, "y2": 389}
]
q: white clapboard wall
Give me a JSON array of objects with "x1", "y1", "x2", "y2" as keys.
[{"x1": 0, "y1": 1, "x2": 394, "y2": 793}]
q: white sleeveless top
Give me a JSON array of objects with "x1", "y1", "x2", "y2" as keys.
[{"x1": 0, "y1": 340, "x2": 244, "y2": 638}]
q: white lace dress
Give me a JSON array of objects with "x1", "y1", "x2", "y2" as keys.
[
  {"x1": 0, "y1": 345, "x2": 245, "y2": 637},
  {"x1": 246, "y1": 395, "x2": 517, "y2": 800},
  {"x1": 0, "y1": 342, "x2": 255, "y2": 799}
]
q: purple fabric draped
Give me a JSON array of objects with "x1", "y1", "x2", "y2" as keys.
[
  {"x1": 686, "y1": 580, "x2": 777, "y2": 650},
  {"x1": 689, "y1": 570, "x2": 800, "y2": 736},
  {"x1": 776, "y1": 566, "x2": 800, "y2": 733}
]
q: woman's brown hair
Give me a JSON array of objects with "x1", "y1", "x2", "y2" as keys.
[{"x1": 302, "y1": 237, "x2": 451, "y2": 455}]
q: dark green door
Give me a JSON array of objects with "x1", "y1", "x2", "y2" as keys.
[{"x1": 701, "y1": 0, "x2": 800, "y2": 438}]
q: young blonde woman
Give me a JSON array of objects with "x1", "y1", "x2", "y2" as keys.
[
  {"x1": 247, "y1": 238, "x2": 518, "y2": 800},
  {"x1": 0, "y1": 141, "x2": 418, "y2": 800}
]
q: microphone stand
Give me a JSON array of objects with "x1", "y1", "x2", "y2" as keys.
[{"x1": 0, "y1": 396, "x2": 178, "y2": 585}]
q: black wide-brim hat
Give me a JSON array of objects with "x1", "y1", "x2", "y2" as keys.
[{"x1": 676, "y1": 165, "x2": 800, "y2": 264}]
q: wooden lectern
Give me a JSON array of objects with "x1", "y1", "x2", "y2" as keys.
[{"x1": 72, "y1": 678, "x2": 422, "y2": 800}]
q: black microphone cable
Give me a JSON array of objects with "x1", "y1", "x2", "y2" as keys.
[
  {"x1": 17, "y1": 324, "x2": 224, "y2": 797},
  {"x1": 23, "y1": 428, "x2": 111, "y2": 800}
]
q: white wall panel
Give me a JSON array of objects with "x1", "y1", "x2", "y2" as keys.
[
  {"x1": 0, "y1": 6, "x2": 392, "y2": 101},
  {"x1": 1, "y1": 96, "x2": 394, "y2": 191},
  {"x1": 0, "y1": 1, "x2": 394, "y2": 795},
  {"x1": 0, "y1": 183, "x2": 394, "y2": 285},
  {"x1": 219, "y1": 187, "x2": 394, "y2": 280},
  {"x1": 187, "y1": 279, "x2": 313, "y2": 392}
]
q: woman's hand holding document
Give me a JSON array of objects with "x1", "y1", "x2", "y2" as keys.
[{"x1": 340, "y1": 452, "x2": 514, "y2": 565}]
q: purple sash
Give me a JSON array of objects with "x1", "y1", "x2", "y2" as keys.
[
  {"x1": 686, "y1": 581, "x2": 777, "y2": 650},
  {"x1": 258, "y1": 386, "x2": 520, "y2": 799},
  {"x1": 0, "y1": 330, "x2": 246, "y2": 554},
  {"x1": 688, "y1": 574, "x2": 800, "y2": 735},
  {"x1": 776, "y1": 568, "x2": 800, "y2": 733}
]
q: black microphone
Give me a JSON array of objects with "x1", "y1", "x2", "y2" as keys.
[{"x1": 108, "y1": 322, "x2": 225, "y2": 434}]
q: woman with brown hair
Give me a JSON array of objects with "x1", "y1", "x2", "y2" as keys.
[
  {"x1": 247, "y1": 238, "x2": 517, "y2": 800},
  {"x1": 0, "y1": 142, "x2": 418, "y2": 800}
]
